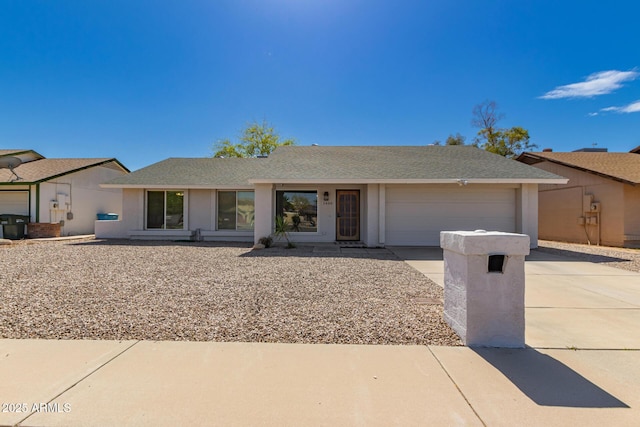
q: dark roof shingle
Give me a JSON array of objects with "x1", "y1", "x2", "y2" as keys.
[
  {"x1": 105, "y1": 158, "x2": 268, "y2": 187},
  {"x1": 259, "y1": 145, "x2": 563, "y2": 181}
]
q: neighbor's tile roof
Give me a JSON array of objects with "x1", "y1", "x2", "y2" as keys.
[
  {"x1": 105, "y1": 146, "x2": 564, "y2": 188},
  {"x1": 0, "y1": 158, "x2": 125, "y2": 184},
  {"x1": 516, "y1": 152, "x2": 640, "y2": 185}
]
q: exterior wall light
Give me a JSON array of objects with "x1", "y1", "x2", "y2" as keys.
[{"x1": 323, "y1": 191, "x2": 330, "y2": 201}]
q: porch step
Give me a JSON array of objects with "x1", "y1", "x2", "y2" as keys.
[{"x1": 334, "y1": 241, "x2": 366, "y2": 248}]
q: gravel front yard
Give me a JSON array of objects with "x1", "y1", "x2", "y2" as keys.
[{"x1": 0, "y1": 240, "x2": 461, "y2": 346}]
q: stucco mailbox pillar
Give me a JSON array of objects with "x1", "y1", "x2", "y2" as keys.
[{"x1": 440, "y1": 230, "x2": 530, "y2": 348}]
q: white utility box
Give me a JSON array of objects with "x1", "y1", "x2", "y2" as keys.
[{"x1": 440, "y1": 230, "x2": 530, "y2": 348}]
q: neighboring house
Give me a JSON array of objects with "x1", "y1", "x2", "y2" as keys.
[
  {"x1": 0, "y1": 149, "x2": 129, "y2": 237},
  {"x1": 99, "y1": 146, "x2": 566, "y2": 248},
  {"x1": 517, "y1": 149, "x2": 640, "y2": 248}
]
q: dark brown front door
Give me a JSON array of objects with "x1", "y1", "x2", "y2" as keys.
[{"x1": 336, "y1": 190, "x2": 360, "y2": 241}]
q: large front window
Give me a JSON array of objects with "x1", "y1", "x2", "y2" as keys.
[
  {"x1": 275, "y1": 191, "x2": 318, "y2": 232},
  {"x1": 218, "y1": 191, "x2": 255, "y2": 231},
  {"x1": 146, "y1": 191, "x2": 184, "y2": 229}
]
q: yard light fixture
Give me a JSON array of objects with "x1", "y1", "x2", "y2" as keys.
[{"x1": 323, "y1": 191, "x2": 329, "y2": 201}]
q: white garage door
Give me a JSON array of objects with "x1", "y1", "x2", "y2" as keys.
[
  {"x1": 0, "y1": 191, "x2": 29, "y2": 215},
  {"x1": 385, "y1": 185, "x2": 516, "y2": 246}
]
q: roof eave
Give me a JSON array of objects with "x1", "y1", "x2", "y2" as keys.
[
  {"x1": 0, "y1": 149, "x2": 45, "y2": 160},
  {"x1": 248, "y1": 178, "x2": 569, "y2": 185},
  {"x1": 32, "y1": 159, "x2": 129, "y2": 183},
  {"x1": 100, "y1": 184, "x2": 255, "y2": 190}
]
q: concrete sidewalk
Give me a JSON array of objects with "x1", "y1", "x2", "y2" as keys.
[
  {"x1": 1, "y1": 340, "x2": 639, "y2": 427},
  {"x1": 2, "y1": 247, "x2": 639, "y2": 426}
]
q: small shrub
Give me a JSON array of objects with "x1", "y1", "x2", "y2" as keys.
[
  {"x1": 258, "y1": 236, "x2": 273, "y2": 248},
  {"x1": 274, "y1": 215, "x2": 291, "y2": 246}
]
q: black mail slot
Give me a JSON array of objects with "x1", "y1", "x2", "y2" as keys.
[{"x1": 488, "y1": 254, "x2": 506, "y2": 273}]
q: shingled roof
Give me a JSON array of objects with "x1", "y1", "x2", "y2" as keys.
[
  {"x1": 104, "y1": 145, "x2": 565, "y2": 188},
  {"x1": 516, "y1": 151, "x2": 640, "y2": 185},
  {"x1": 104, "y1": 158, "x2": 268, "y2": 188},
  {"x1": 256, "y1": 145, "x2": 565, "y2": 183}
]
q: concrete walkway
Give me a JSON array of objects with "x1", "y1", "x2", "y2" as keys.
[{"x1": 2, "y1": 247, "x2": 639, "y2": 426}]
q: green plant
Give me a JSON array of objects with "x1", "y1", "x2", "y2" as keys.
[
  {"x1": 274, "y1": 215, "x2": 295, "y2": 248},
  {"x1": 258, "y1": 236, "x2": 273, "y2": 248}
]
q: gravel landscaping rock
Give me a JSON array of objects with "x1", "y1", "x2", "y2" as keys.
[
  {"x1": 0, "y1": 239, "x2": 462, "y2": 346},
  {"x1": 537, "y1": 240, "x2": 640, "y2": 273}
]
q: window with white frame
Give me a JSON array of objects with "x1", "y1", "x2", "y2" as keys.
[
  {"x1": 217, "y1": 191, "x2": 254, "y2": 231},
  {"x1": 146, "y1": 190, "x2": 184, "y2": 229}
]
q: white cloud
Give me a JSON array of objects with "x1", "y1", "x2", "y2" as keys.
[
  {"x1": 589, "y1": 100, "x2": 640, "y2": 116},
  {"x1": 619, "y1": 100, "x2": 640, "y2": 113},
  {"x1": 597, "y1": 100, "x2": 640, "y2": 114},
  {"x1": 540, "y1": 70, "x2": 639, "y2": 99}
]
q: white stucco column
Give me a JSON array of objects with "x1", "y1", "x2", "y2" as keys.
[
  {"x1": 441, "y1": 230, "x2": 530, "y2": 348},
  {"x1": 516, "y1": 184, "x2": 539, "y2": 248},
  {"x1": 365, "y1": 184, "x2": 380, "y2": 247},
  {"x1": 253, "y1": 183, "x2": 273, "y2": 244},
  {"x1": 135, "y1": 189, "x2": 144, "y2": 230},
  {"x1": 378, "y1": 184, "x2": 386, "y2": 245}
]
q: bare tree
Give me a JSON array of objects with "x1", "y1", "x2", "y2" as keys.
[{"x1": 471, "y1": 100, "x2": 536, "y2": 158}]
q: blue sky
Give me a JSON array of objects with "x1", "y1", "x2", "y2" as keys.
[{"x1": 1, "y1": 0, "x2": 639, "y2": 171}]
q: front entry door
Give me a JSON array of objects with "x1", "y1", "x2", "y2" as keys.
[{"x1": 336, "y1": 190, "x2": 360, "y2": 241}]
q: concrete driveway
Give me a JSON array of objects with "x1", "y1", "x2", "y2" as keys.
[{"x1": 389, "y1": 246, "x2": 640, "y2": 350}]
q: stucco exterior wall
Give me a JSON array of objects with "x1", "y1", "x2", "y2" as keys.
[
  {"x1": 623, "y1": 185, "x2": 640, "y2": 247},
  {"x1": 100, "y1": 182, "x2": 540, "y2": 247},
  {"x1": 96, "y1": 188, "x2": 141, "y2": 238},
  {"x1": 188, "y1": 190, "x2": 213, "y2": 230},
  {"x1": 39, "y1": 165, "x2": 126, "y2": 236},
  {"x1": 532, "y1": 161, "x2": 626, "y2": 246}
]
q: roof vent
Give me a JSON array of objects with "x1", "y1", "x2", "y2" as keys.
[
  {"x1": 542, "y1": 148, "x2": 552, "y2": 152},
  {"x1": 311, "y1": 143, "x2": 319, "y2": 146}
]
